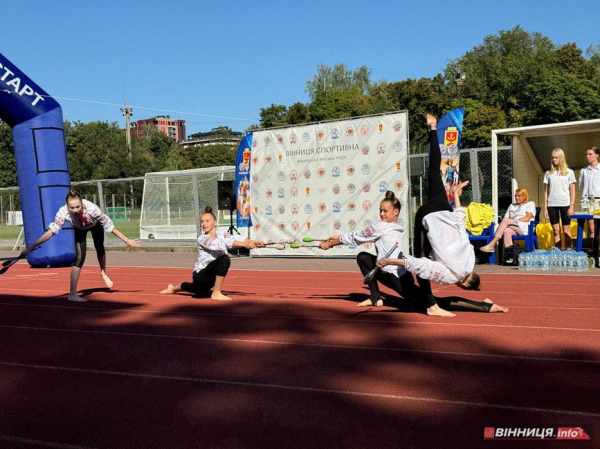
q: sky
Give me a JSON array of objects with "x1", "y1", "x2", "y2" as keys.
[{"x1": 2, "y1": 0, "x2": 598, "y2": 137}]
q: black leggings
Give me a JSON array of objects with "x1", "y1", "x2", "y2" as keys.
[
  {"x1": 357, "y1": 252, "x2": 490, "y2": 311},
  {"x1": 357, "y1": 252, "x2": 420, "y2": 303},
  {"x1": 412, "y1": 130, "x2": 453, "y2": 307},
  {"x1": 73, "y1": 222, "x2": 105, "y2": 268},
  {"x1": 181, "y1": 254, "x2": 231, "y2": 296}
]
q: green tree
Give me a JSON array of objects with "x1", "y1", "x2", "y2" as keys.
[
  {"x1": 305, "y1": 63, "x2": 371, "y2": 101},
  {"x1": 286, "y1": 102, "x2": 310, "y2": 125},
  {"x1": 522, "y1": 72, "x2": 600, "y2": 125},
  {"x1": 190, "y1": 144, "x2": 236, "y2": 168},
  {"x1": 259, "y1": 104, "x2": 288, "y2": 128},
  {"x1": 445, "y1": 26, "x2": 556, "y2": 126},
  {"x1": 447, "y1": 99, "x2": 507, "y2": 148},
  {"x1": 0, "y1": 122, "x2": 17, "y2": 187}
]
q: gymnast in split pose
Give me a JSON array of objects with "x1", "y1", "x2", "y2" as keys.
[
  {"x1": 159, "y1": 206, "x2": 265, "y2": 301},
  {"x1": 377, "y1": 115, "x2": 507, "y2": 315},
  {"x1": 19, "y1": 189, "x2": 141, "y2": 302}
]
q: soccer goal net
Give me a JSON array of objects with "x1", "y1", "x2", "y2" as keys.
[{"x1": 139, "y1": 166, "x2": 235, "y2": 240}]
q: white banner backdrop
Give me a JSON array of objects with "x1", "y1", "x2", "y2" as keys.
[{"x1": 249, "y1": 112, "x2": 409, "y2": 256}]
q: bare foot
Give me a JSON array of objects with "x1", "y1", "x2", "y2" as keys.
[
  {"x1": 211, "y1": 291, "x2": 231, "y2": 301},
  {"x1": 426, "y1": 304, "x2": 455, "y2": 317},
  {"x1": 357, "y1": 298, "x2": 384, "y2": 307},
  {"x1": 68, "y1": 294, "x2": 87, "y2": 302},
  {"x1": 484, "y1": 298, "x2": 509, "y2": 313},
  {"x1": 159, "y1": 284, "x2": 177, "y2": 294},
  {"x1": 426, "y1": 114, "x2": 437, "y2": 130},
  {"x1": 101, "y1": 272, "x2": 113, "y2": 289}
]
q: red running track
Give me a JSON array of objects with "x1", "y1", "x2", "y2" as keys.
[{"x1": 0, "y1": 264, "x2": 598, "y2": 448}]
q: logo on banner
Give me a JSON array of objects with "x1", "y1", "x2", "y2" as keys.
[
  {"x1": 318, "y1": 203, "x2": 326, "y2": 213},
  {"x1": 254, "y1": 223, "x2": 260, "y2": 231},
  {"x1": 277, "y1": 188, "x2": 285, "y2": 198},
  {"x1": 444, "y1": 127, "x2": 459, "y2": 147},
  {"x1": 393, "y1": 141, "x2": 403, "y2": 152},
  {"x1": 317, "y1": 130, "x2": 325, "y2": 140},
  {"x1": 347, "y1": 183, "x2": 356, "y2": 194},
  {"x1": 277, "y1": 171, "x2": 285, "y2": 181},
  {"x1": 331, "y1": 128, "x2": 339, "y2": 139},
  {"x1": 303, "y1": 169, "x2": 311, "y2": 179},
  {"x1": 347, "y1": 165, "x2": 355, "y2": 176},
  {"x1": 379, "y1": 181, "x2": 388, "y2": 192},
  {"x1": 263, "y1": 137, "x2": 271, "y2": 145},
  {"x1": 292, "y1": 221, "x2": 299, "y2": 231},
  {"x1": 361, "y1": 145, "x2": 370, "y2": 156},
  {"x1": 362, "y1": 182, "x2": 371, "y2": 193},
  {"x1": 278, "y1": 154, "x2": 283, "y2": 162},
  {"x1": 265, "y1": 205, "x2": 273, "y2": 215},
  {"x1": 364, "y1": 219, "x2": 373, "y2": 228},
  {"x1": 378, "y1": 123, "x2": 384, "y2": 133},
  {"x1": 252, "y1": 174, "x2": 259, "y2": 183},
  {"x1": 377, "y1": 143, "x2": 386, "y2": 154},
  {"x1": 348, "y1": 220, "x2": 356, "y2": 230},
  {"x1": 362, "y1": 164, "x2": 371, "y2": 175},
  {"x1": 333, "y1": 220, "x2": 341, "y2": 230},
  {"x1": 302, "y1": 132, "x2": 310, "y2": 142},
  {"x1": 396, "y1": 161, "x2": 402, "y2": 171},
  {"x1": 266, "y1": 189, "x2": 273, "y2": 198},
  {"x1": 332, "y1": 184, "x2": 341, "y2": 194},
  {"x1": 363, "y1": 200, "x2": 371, "y2": 211},
  {"x1": 279, "y1": 222, "x2": 286, "y2": 231},
  {"x1": 278, "y1": 205, "x2": 285, "y2": 214},
  {"x1": 394, "y1": 180, "x2": 404, "y2": 190},
  {"x1": 332, "y1": 166, "x2": 340, "y2": 177},
  {"x1": 252, "y1": 155, "x2": 259, "y2": 165},
  {"x1": 291, "y1": 204, "x2": 299, "y2": 214},
  {"x1": 291, "y1": 187, "x2": 298, "y2": 197},
  {"x1": 276, "y1": 136, "x2": 284, "y2": 144},
  {"x1": 304, "y1": 204, "x2": 313, "y2": 214},
  {"x1": 290, "y1": 170, "x2": 298, "y2": 181},
  {"x1": 305, "y1": 186, "x2": 310, "y2": 195},
  {"x1": 265, "y1": 155, "x2": 272, "y2": 163},
  {"x1": 348, "y1": 202, "x2": 356, "y2": 212},
  {"x1": 346, "y1": 127, "x2": 354, "y2": 137},
  {"x1": 333, "y1": 202, "x2": 341, "y2": 212},
  {"x1": 361, "y1": 125, "x2": 370, "y2": 135},
  {"x1": 289, "y1": 133, "x2": 297, "y2": 144},
  {"x1": 317, "y1": 168, "x2": 326, "y2": 178},
  {"x1": 306, "y1": 221, "x2": 311, "y2": 230},
  {"x1": 393, "y1": 121, "x2": 403, "y2": 132},
  {"x1": 252, "y1": 190, "x2": 260, "y2": 199}
]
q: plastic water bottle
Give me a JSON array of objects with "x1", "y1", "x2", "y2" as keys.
[
  {"x1": 518, "y1": 253, "x2": 526, "y2": 270},
  {"x1": 581, "y1": 196, "x2": 589, "y2": 213}
]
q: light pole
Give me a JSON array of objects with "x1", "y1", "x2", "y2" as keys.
[
  {"x1": 454, "y1": 67, "x2": 466, "y2": 97},
  {"x1": 120, "y1": 101, "x2": 133, "y2": 159}
]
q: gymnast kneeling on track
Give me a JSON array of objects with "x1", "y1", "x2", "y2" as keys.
[
  {"x1": 19, "y1": 189, "x2": 141, "y2": 302},
  {"x1": 319, "y1": 190, "x2": 421, "y2": 308},
  {"x1": 159, "y1": 206, "x2": 265, "y2": 301}
]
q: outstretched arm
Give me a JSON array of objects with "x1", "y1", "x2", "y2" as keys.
[
  {"x1": 111, "y1": 228, "x2": 142, "y2": 248},
  {"x1": 452, "y1": 180, "x2": 470, "y2": 208},
  {"x1": 19, "y1": 229, "x2": 54, "y2": 258},
  {"x1": 320, "y1": 235, "x2": 341, "y2": 250}
]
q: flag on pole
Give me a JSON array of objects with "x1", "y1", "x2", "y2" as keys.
[
  {"x1": 234, "y1": 133, "x2": 253, "y2": 227},
  {"x1": 436, "y1": 108, "x2": 465, "y2": 207}
]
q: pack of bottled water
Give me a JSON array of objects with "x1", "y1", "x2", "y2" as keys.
[{"x1": 518, "y1": 247, "x2": 590, "y2": 272}]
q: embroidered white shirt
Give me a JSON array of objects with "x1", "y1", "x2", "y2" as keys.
[
  {"x1": 193, "y1": 230, "x2": 246, "y2": 272},
  {"x1": 421, "y1": 208, "x2": 475, "y2": 282},
  {"x1": 48, "y1": 200, "x2": 114, "y2": 235},
  {"x1": 340, "y1": 221, "x2": 406, "y2": 277}
]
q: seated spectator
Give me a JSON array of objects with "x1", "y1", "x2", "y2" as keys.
[{"x1": 481, "y1": 188, "x2": 535, "y2": 252}]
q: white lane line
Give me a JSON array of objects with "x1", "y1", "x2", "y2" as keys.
[
  {"x1": 0, "y1": 435, "x2": 95, "y2": 448},
  {"x1": 0, "y1": 324, "x2": 598, "y2": 365},
  {"x1": 1, "y1": 361, "x2": 598, "y2": 418},
  {"x1": 0, "y1": 302, "x2": 599, "y2": 332}
]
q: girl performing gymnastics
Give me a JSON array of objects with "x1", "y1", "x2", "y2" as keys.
[
  {"x1": 319, "y1": 190, "x2": 423, "y2": 310},
  {"x1": 19, "y1": 190, "x2": 141, "y2": 302},
  {"x1": 159, "y1": 206, "x2": 265, "y2": 301},
  {"x1": 378, "y1": 115, "x2": 507, "y2": 315}
]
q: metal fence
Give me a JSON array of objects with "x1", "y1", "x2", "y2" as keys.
[{"x1": 0, "y1": 146, "x2": 513, "y2": 240}]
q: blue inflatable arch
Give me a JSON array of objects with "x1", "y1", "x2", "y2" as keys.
[{"x1": 0, "y1": 53, "x2": 75, "y2": 267}]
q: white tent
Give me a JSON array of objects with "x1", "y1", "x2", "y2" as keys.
[{"x1": 491, "y1": 119, "x2": 600, "y2": 219}]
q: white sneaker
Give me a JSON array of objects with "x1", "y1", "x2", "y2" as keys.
[{"x1": 68, "y1": 295, "x2": 87, "y2": 302}]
